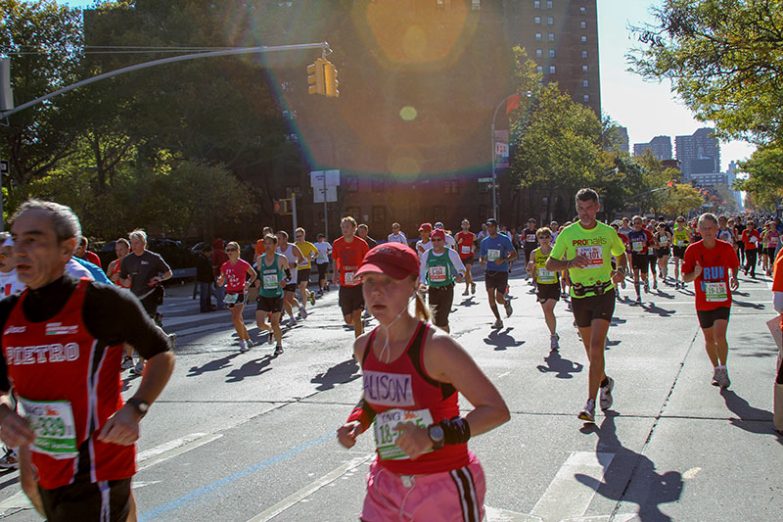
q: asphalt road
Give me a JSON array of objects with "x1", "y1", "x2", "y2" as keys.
[{"x1": 0, "y1": 260, "x2": 780, "y2": 521}]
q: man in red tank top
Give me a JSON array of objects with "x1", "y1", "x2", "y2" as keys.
[
  {"x1": 332, "y1": 216, "x2": 369, "y2": 338},
  {"x1": 0, "y1": 200, "x2": 174, "y2": 522}
]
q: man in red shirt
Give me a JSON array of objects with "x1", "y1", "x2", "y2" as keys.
[
  {"x1": 332, "y1": 217, "x2": 370, "y2": 338},
  {"x1": 683, "y1": 212, "x2": 740, "y2": 389},
  {"x1": 75, "y1": 237, "x2": 102, "y2": 268},
  {"x1": 771, "y1": 249, "x2": 783, "y2": 433},
  {"x1": 455, "y1": 219, "x2": 477, "y2": 296},
  {"x1": 740, "y1": 219, "x2": 760, "y2": 277}
]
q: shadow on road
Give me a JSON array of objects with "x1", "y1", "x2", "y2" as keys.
[
  {"x1": 720, "y1": 389, "x2": 783, "y2": 443},
  {"x1": 641, "y1": 302, "x2": 676, "y2": 317},
  {"x1": 311, "y1": 358, "x2": 361, "y2": 391},
  {"x1": 458, "y1": 297, "x2": 480, "y2": 307},
  {"x1": 187, "y1": 352, "x2": 241, "y2": 377},
  {"x1": 577, "y1": 412, "x2": 683, "y2": 521},
  {"x1": 732, "y1": 300, "x2": 765, "y2": 310},
  {"x1": 483, "y1": 328, "x2": 525, "y2": 351},
  {"x1": 225, "y1": 355, "x2": 274, "y2": 383},
  {"x1": 536, "y1": 349, "x2": 583, "y2": 379}
]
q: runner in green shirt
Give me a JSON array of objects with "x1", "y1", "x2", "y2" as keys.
[{"x1": 546, "y1": 188, "x2": 627, "y2": 423}]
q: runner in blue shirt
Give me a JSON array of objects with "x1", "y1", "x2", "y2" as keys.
[{"x1": 479, "y1": 218, "x2": 517, "y2": 329}]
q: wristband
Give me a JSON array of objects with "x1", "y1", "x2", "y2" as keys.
[
  {"x1": 346, "y1": 400, "x2": 375, "y2": 432},
  {"x1": 439, "y1": 416, "x2": 471, "y2": 445}
]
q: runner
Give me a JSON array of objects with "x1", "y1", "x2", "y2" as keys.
[
  {"x1": 610, "y1": 222, "x2": 629, "y2": 300},
  {"x1": 527, "y1": 227, "x2": 561, "y2": 351},
  {"x1": 0, "y1": 234, "x2": 24, "y2": 298},
  {"x1": 434, "y1": 222, "x2": 457, "y2": 250},
  {"x1": 254, "y1": 234, "x2": 289, "y2": 356},
  {"x1": 761, "y1": 221, "x2": 779, "y2": 276},
  {"x1": 107, "y1": 239, "x2": 131, "y2": 289},
  {"x1": 332, "y1": 217, "x2": 370, "y2": 338},
  {"x1": 314, "y1": 233, "x2": 332, "y2": 296},
  {"x1": 387, "y1": 223, "x2": 408, "y2": 245},
  {"x1": 336, "y1": 242, "x2": 509, "y2": 521},
  {"x1": 217, "y1": 241, "x2": 257, "y2": 353},
  {"x1": 0, "y1": 200, "x2": 174, "y2": 521},
  {"x1": 254, "y1": 227, "x2": 275, "y2": 263},
  {"x1": 627, "y1": 215, "x2": 654, "y2": 302},
  {"x1": 654, "y1": 222, "x2": 673, "y2": 283},
  {"x1": 682, "y1": 213, "x2": 740, "y2": 388},
  {"x1": 521, "y1": 218, "x2": 539, "y2": 280},
  {"x1": 734, "y1": 217, "x2": 746, "y2": 265},
  {"x1": 455, "y1": 219, "x2": 477, "y2": 296},
  {"x1": 416, "y1": 223, "x2": 433, "y2": 256},
  {"x1": 618, "y1": 216, "x2": 632, "y2": 237},
  {"x1": 75, "y1": 236, "x2": 102, "y2": 268},
  {"x1": 419, "y1": 229, "x2": 465, "y2": 333},
  {"x1": 479, "y1": 218, "x2": 516, "y2": 329},
  {"x1": 294, "y1": 227, "x2": 319, "y2": 311},
  {"x1": 276, "y1": 230, "x2": 306, "y2": 324},
  {"x1": 672, "y1": 216, "x2": 692, "y2": 289},
  {"x1": 741, "y1": 219, "x2": 760, "y2": 278},
  {"x1": 546, "y1": 188, "x2": 627, "y2": 423},
  {"x1": 646, "y1": 220, "x2": 659, "y2": 289}
]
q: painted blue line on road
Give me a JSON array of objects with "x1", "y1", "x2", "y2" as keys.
[{"x1": 139, "y1": 432, "x2": 334, "y2": 521}]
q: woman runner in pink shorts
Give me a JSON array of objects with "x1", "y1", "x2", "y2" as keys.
[{"x1": 336, "y1": 242, "x2": 510, "y2": 521}]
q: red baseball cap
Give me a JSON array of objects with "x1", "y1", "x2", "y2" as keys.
[
  {"x1": 430, "y1": 229, "x2": 446, "y2": 241},
  {"x1": 418, "y1": 222, "x2": 433, "y2": 232},
  {"x1": 356, "y1": 242, "x2": 419, "y2": 280}
]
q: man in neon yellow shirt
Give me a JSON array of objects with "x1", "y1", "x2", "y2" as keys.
[
  {"x1": 546, "y1": 188, "x2": 627, "y2": 423},
  {"x1": 294, "y1": 227, "x2": 319, "y2": 315}
]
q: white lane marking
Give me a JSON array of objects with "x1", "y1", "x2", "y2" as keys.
[
  {"x1": 485, "y1": 505, "x2": 542, "y2": 521},
  {"x1": 497, "y1": 371, "x2": 512, "y2": 379},
  {"x1": 530, "y1": 451, "x2": 615, "y2": 522},
  {"x1": 133, "y1": 480, "x2": 163, "y2": 489},
  {"x1": 683, "y1": 466, "x2": 701, "y2": 480},
  {"x1": 138, "y1": 432, "x2": 223, "y2": 471},
  {"x1": 246, "y1": 453, "x2": 374, "y2": 521},
  {"x1": 0, "y1": 490, "x2": 32, "y2": 511},
  {"x1": 560, "y1": 515, "x2": 636, "y2": 522}
]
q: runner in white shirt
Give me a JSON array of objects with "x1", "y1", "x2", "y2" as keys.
[
  {"x1": 416, "y1": 222, "x2": 433, "y2": 256},
  {"x1": 314, "y1": 234, "x2": 332, "y2": 295},
  {"x1": 0, "y1": 236, "x2": 25, "y2": 297},
  {"x1": 387, "y1": 222, "x2": 408, "y2": 245},
  {"x1": 434, "y1": 222, "x2": 457, "y2": 251}
]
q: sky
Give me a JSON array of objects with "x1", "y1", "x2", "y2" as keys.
[{"x1": 59, "y1": 0, "x2": 755, "y2": 172}]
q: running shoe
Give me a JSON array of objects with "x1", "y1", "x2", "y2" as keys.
[
  {"x1": 711, "y1": 367, "x2": 720, "y2": 386},
  {"x1": 718, "y1": 367, "x2": 731, "y2": 389},
  {"x1": 653, "y1": 281, "x2": 658, "y2": 290},
  {"x1": 504, "y1": 301, "x2": 513, "y2": 318},
  {"x1": 463, "y1": 287, "x2": 470, "y2": 296},
  {"x1": 121, "y1": 356, "x2": 134, "y2": 370},
  {"x1": 288, "y1": 316, "x2": 298, "y2": 327},
  {"x1": 644, "y1": 281, "x2": 650, "y2": 293},
  {"x1": 493, "y1": 318, "x2": 504, "y2": 329},
  {"x1": 0, "y1": 451, "x2": 18, "y2": 470},
  {"x1": 274, "y1": 344, "x2": 284, "y2": 356},
  {"x1": 168, "y1": 333, "x2": 177, "y2": 349},
  {"x1": 131, "y1": 360, "x2": 144, "y2": 375},
  {"x1": 550, "y1": 334, "x2": 560, "y2": 352},
  {"x1": 239, "y1": 340, "x2": 248, "y2": 353},
  {"x1": 300, "y1": 307, "x2": 308, "y2": 319},
  {"x1": 471, "y1": 283, "x2": 476, "y2": 295},
  {"x1": 636, "y1": 296, "x2": 642, "y2": 304},
  {"x1": 599, "y1": 377, "x2": 615, "y2": 411},
  {"x1": 578, "y1": 399, "x2": 596, "y2": 423},
  {"x1": 309, "y1": 291, "x2": 316, "y2": 306},
  {"x1": 268, "y1": 331, "x2": 275, "y2": 345}
]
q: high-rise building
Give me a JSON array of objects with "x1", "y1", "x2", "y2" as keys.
[
  {"x1": 675, "y1": 128, "x2": 721, "y2": 178},
  {"x1": 633, "y1": 136, "x2": 673, "y2": 161},
  {"x1": 613, "y1": 126, "x2": 629, "y2": 154}
]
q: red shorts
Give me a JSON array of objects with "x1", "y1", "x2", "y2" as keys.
[{"x1": 361, "y1": 452, "x2": 485, "y2": 521}]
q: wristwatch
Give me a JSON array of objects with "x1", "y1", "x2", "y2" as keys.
[
  {"x1": 126, "y1": 398, "x2": 150, "y2": 418},
  {"x1": 428, "y1": 423, "x2": 445, "y2": 450}
]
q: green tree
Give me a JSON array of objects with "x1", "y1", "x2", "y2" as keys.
[
  {"x1": 630, "y1": 0, "x2": 783, "y2": 145},
  {"x1": 735, "y1": 144, "x2": 783, "y2": 209},
  {"x1": 659, "y1": 183, "x2": 705, "y2": 217}
]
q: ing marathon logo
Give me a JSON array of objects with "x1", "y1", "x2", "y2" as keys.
[{"x1": 571, "y1": 237, "x2": 607, "y2": 247}]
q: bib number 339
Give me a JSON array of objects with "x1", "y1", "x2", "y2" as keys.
[{"x1": 19, "y1": 398, "x2": 78, "y2": 459}]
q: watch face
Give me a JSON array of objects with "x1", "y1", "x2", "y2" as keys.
[{"x1": 430, "y1": 425, "x2": 445, "y2": 441}]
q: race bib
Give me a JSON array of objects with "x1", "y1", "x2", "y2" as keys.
[
  {"x1": 345, "y1": 272, "x2": 355, "y2": 285},
  {"x1": 575, "y1": 246, "x2": 604, "y2": 268},
  {"x1": 262, "y1": 274, "x2": 278, "y2": 290},
  {"x1": 428, "y1": 266, "x2": 447, "y2": 283},
  {"x1": 20, "y1": 399, "x2": 78, "y2": 459},
  {"x1": 537, "y1": 267, "x2": 557, "y2": 284},
  {"x1": 461, "y1": 246, "x2": 472, "y2": 255},
  {"x1": 750, "y1": 236, "x2": 759, "y2": 244},
  {"x1": 770, "y1": 236, "x2": 780, "y2": 246},
  {"x1": 373, "y1": 408, "x2": 434, "y2": 461},
  {"x1": 632, "y1": 241, "x2": 644, "y2": 253},
  {"x1": 487, "y1": 249, "x2": 501, "y2": 262},
  {"x1": 659, "y1": 237, "x2": 669, "y2": 245},
  {"x1": 704, "y1": 282, "x2": 728, "y2": 302},
  {"x1": 223, "y1": 293, "x2": 239, "y2": 305},
  {"x1": 526, "y1": 234, "x2": 537, "y2": 243}
]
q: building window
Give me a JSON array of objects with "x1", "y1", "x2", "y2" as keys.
[
  {"x1": 344, "y1": 176, "x2": 359, "y2": 192},
  {"x1": 444, "y1": 180, "x2": 460, "y2": 195},
  {"x1": 582, "y1": 64, "x2": 588, "y2": 72},
  {"x1": 546, "y1": 0, "x2": 553, "y2": 8},
  {"x1": 580, "y1": 35, "x2": 588, "y2": 43},
  {"x1": 582, "y1": 80, "x2": 589, "y2": 88},
  {"x1": 536, "y1": 65, "x2": 543, "y2": 74},
  {"x1": 534, "y1": 0, "x2": 541, "y2": 8},
  {"x1": 547, "y1": 16, "x2": 554, "y2": 25},
  {"x1": 471, "y1": 0, "x2": 480, "y2": 10},
  {"x1": 583, "y1": 94, "x2": 590, "y2": 103},
  {"x1": 534, "y1": 16, "x2": 541, "y2": 24},
  {"x1": 535, "y1": 32, "x2": 543, "y2": 41},
  {"x1": 580, "y1": 21, "x2": 587, "y2": 29},
  {"x1": 549, "y1": 65, "x2": 556, "y2": 74},
  {"x1": 372, "y1": 206, "x2": 386, "y2": 224},
  {"x1": 580, "y1": 6, "x2": 587, "y2": 14},
  {"x1": 548, "y1": 49, "x2": 556, "y2": 58},
  {"x1": 548, "y1": 32, "x2": 556, "y2": 41},
  {"x1": 535, "y1": 48, "x2": 543, "y2": 58},
  {"x1": 581, "y1": 50, "x2": 588, "y2": 58},
  {"x1": 344, "y1": 206, "x2": 361, "y2": 219}
]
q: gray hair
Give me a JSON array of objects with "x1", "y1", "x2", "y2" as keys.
[
  {"x1": 698, "y1": 213, "x2": 719, "y2": 227},
  {"x1": 11, "y1": 199, "x2": 82, "y2": 242},
  {"x1": 129, "y1": 229, "x2": 147, "y2": 244}
]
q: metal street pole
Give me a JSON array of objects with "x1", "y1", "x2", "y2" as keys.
[
  {"x1": 323, "y1": 174, "x2": 328, "y2": 239},
  {"x1": 490, "y1": 91, "x2": 531, "y2": 222}
]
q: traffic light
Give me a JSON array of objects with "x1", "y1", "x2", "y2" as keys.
[
  {"x1": 323, "y1": 61, "x2": 339, "y2": 98},
  {"x1": 307, "y1": 59, "x2": 325, "y2": 96}
]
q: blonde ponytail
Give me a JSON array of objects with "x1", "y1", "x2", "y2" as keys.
[{"x1": 414, "y1": 292, "x2": 431, "y2": 322}]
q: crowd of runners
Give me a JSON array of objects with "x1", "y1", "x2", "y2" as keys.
[{"x1": 0, "y1": 193, "x2": 779, "y2": 521}]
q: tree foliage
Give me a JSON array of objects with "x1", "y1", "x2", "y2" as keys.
[
  {"x1": 629, "y1": 0, "x2": 783, "y2": 145},
  {"x1": 735, "y1": 144, "x2": 783, "y2": 209},
  {"x1": 659, "y1": 183, "x2": 705, "y2": 217}
]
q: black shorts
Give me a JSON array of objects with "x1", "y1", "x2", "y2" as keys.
[
  {"x1": 656, "y1": 247, "x2": 671, "y2": 258},
  {"x1": 485, "y1": 270, "x2": 509, "y2": 291},
  {"x1": 316, "y1": 262, "x2": 329, "y2": 280},
  {"x1": 673, "y1": 245, "x2": 688, "y2": 259},
  {"x1": 284, "y1": 283, "x2": 297, "y2": 293},
  {"x1": 536, "y1": 283, "x2": 561, "y2": 303},
  {"x1": 339, "y1": 284, "x2": 364, "y2": 317},
  {"x1": 523, "y1": 245, "x2": 536, "y2": 263},
  {"x1": 39, "y1": 477, "x2": 131, "y2": 522},
  {"x1": 257, "y1": 295, "x2": 284, "y2": 313},
  {"x1": 225, "y1": 292, "x2": 245, "y2": 308},
  {"x1": 571, "y1": 289, "x2": 616, "y2": 328},
  {"x1": 765, "y1": 247, "x2": 777, "y2": 258},
  {"x1": 631, "y1": 253, "x2": 649, "y2": 272},
  {"x1": 697, "y1": 306, "x2": 731, "y2": 329},
  {"x1": 297, "y1": 268, "x2": 311, "y2": 284},
  {"x1": 428, "y1": 284, "x2": 455, "y2": 327}
]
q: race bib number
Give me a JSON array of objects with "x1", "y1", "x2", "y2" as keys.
[
  {"x1": 344, "y1": 272, "x2": 355, "y2": 285},
  {"x1": 262, "y1": 274, "x2": 279, "y2": 290},
  {"x1": 223, "y1": 293, "x2": 239, "y2": 305},
  {"x1": 704, "y1": 282, "x2": 728, "y2": 302},
  {"x1": 526, "y1": 234, "x2": 537, "y2": 243},
  {"x1": 575, "y1": 246, "x2": 604, "y2": 268},
  {"x1": 20, "y1": 399, "x2": 78, "y2": 459},
  {"x1": 461, "y1": 245, "x2": 472, "y2": 255},
  {"x1": 373, "y1": 408, "x2": 434, "y2": 461},
  {"x1": 537, "y1": 267, "x2": 557, "y2": 284},
  {"x1": 659, "y1": 237, "x2": 669, "y2": 245},
  {"x1": 770, "y1": 236, "x2": 780, "y2": 246},
  {"x1": 750, "y1": 236, "x2": 759, "y2": 244},
  {"x1": 632, "y1": 241, "x2": 644, "y2": 253},
  {"x1": 428, "y1": 266, "x2": 447, "y2": 283},
  {"x1": 487, "y1": 249, "x2": 501, "y2": 262}
]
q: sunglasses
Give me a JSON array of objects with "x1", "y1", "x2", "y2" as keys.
[
  {"x1": 432, "y1": 238, "x2": 444, "y2": 242},
  {"x1": 226, "y1": 248, "x2": 238, "y2": 252}
]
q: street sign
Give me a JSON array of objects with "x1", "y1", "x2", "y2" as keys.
[
  {"x1": 0, "y1": 160, "x2": 7, "y2": 174},
  {"x1": 313, "y1": 185, "x2": 337, "y2": 203},
  {"x1": 477, "y1": 177, "x2": 493, "y2": 183},
  {"x1": 310, "y1": 169, "x2": 340, "y2": 188}
]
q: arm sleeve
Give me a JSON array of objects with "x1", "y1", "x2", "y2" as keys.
[
  {"x1": 448, "y1": 249, "x2": 466, "y2": 275},
  {"x1": 84, "y1": 284, "x2": 171, "y2": 360}
]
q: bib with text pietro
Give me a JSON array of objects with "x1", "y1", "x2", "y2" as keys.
[{"x1": 20, "y1": 398, "x2": 78, "y2": 459}]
